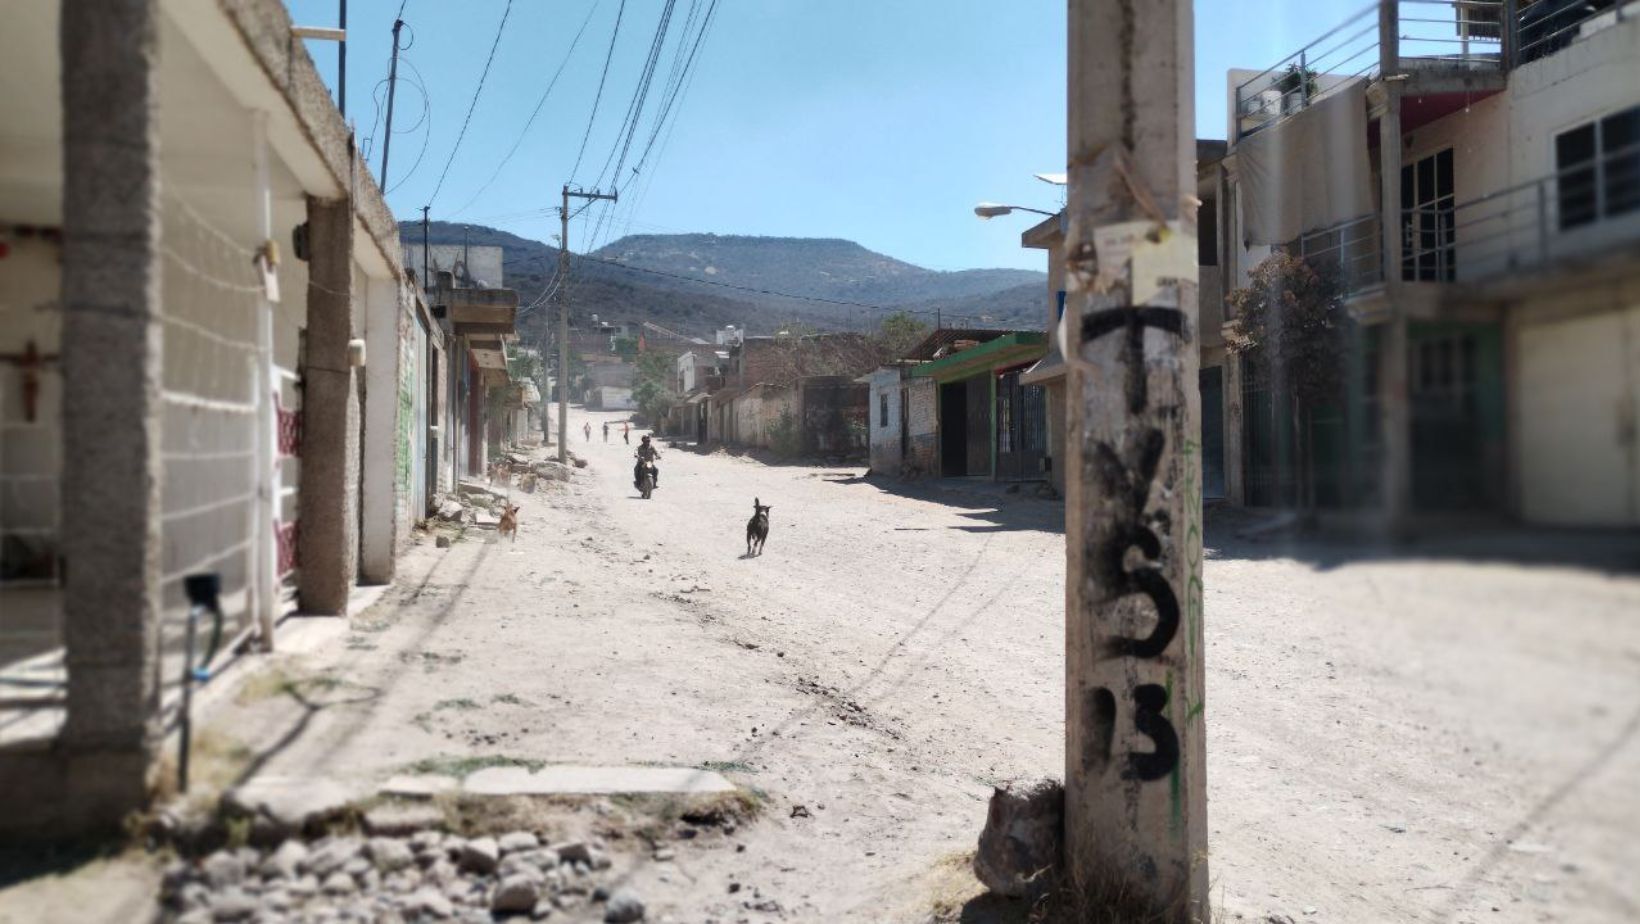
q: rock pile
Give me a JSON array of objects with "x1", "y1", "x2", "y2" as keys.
[
  {"x1": 973, "y1": 778, "x2": 1063, "y2": 899},
  {"x1": 160, "y1": 829, "x2": 643, "y2": 923}
]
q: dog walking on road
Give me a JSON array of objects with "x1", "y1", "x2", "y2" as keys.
[
  {"x1": 497, "y1": 504, "x2": 520, "y2": 542},
  {"x1": 746, "y1": 498, "x2": 771, "y2": 557}
]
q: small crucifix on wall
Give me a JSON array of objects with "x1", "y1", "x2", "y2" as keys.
[{"x1": 0, "y1": 340, "x2": 59, "y2": 423}]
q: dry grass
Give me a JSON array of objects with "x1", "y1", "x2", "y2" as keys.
[
  {"x1": 923, "y1": 849, "x2": 1215, "y2": 924},
  {"x1": 147, "y1": 728, "x2": 254, "y2": 811}
]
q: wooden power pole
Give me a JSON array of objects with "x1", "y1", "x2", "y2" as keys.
[
  {"x1": 1064, "y1": 0, "x2": 1207, "y2": 920},
  {"x1": 557, "y1": 185, "x2": 616, "y2": 463}
]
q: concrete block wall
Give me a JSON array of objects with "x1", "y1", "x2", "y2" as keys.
[
  {"x1": 904, "y1": 378, "x2": 939, "y2": 476},
  {"x1": 867, "y1": 369, "x2": 902, "y2": 475}
]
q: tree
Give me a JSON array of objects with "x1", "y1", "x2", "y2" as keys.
[
  {"x1": 874, "y1": 311, "x2": 928, "y2": 361},
  {"x1": 631, "y1": 350, "x2": 676, "y2": 424},
  {"x1": 1226, "y1": 250, "x2": 1352, "y2": 512}
]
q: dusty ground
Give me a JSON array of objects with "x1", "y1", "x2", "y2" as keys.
[{"x1": 69, "y1": 409, "x2": 1640, "y2": 922}]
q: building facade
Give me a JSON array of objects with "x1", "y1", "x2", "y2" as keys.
[{"x1": 1220, "y1": 0, "x2": 1640, "y2": 527}]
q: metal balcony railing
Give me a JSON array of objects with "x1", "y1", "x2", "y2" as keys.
[
  {"x1": 1235, "y1": 1, "x2": 1505, "y2": 138},
  {"x1": 1517, "y1": 0, "x2": 1634, "y2": 65},
  {"x1": 1289, "y1": 214, "x2": 1386, "y2": 296},
  {"x1": 1287, "y1": 138, "x2": 1640, "y2": 298}
]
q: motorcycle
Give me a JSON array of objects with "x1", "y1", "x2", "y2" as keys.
[{"x1": 635, "y1": 456, "x2": 658, "y2": 499}]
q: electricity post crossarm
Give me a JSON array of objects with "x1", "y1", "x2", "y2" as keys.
[
  {"x1": 557, "y1": 185, "x2": 617, "y2": 464},
  {"x1": 1065, "y1": 0, "x2": 1207, "y2": 920}
]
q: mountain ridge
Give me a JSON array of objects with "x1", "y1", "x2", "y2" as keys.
[{"x1": 400, "y1": 222, "x2": 1045, "y2": 341}]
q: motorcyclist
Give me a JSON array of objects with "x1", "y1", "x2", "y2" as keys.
[{"x1": 633, "y1": 434, "x2": 661, "y2": 490}]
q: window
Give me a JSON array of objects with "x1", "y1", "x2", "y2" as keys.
[
  {"x1": 1556, "y1": 105, "x2": 1640, "y2": 231},
  {"x1": 879, "y1": 391, "x2": 889, "y2": 428},
  {"x1": 1401, "y1": 148, "x2": 1455, "y2": 282}
]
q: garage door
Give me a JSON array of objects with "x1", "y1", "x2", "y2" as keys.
[{"x1": 1516, "y1": 306, "x2": 1640, "y2": 526}]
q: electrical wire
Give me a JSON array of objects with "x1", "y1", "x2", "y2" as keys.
[
  {"x1": 592, "y1": 0, "x2": 677, "y2": 192},
  {"x1": 588, "y1": 0, "x2": 720, "y2": 251},
  {"x1": 448, "y1": 0, "x2": 606, "y2": 217},
  {"x1": 425, "y1": 0, "x2": 514, "y2": 208},
  {"x1": 582, "y1": 0, "x2": 679, "y2": 249},
  {"x1": 384, "y1": 58, "x2": 434, "y2": 194},
  {"x1": 570, "y1": 0, "x2": 629, "y2": 183}
]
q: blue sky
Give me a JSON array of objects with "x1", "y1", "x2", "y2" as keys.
[{"x1": 288, "y1": 0, "x2": 1362, "y2": 271}]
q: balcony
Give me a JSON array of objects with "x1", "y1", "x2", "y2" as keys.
[
  {"x1": 1292, "y1": 137, "x2": 1640, "y2": 301},
  {"x1": 1517, "y1": 0, "x2": 1638, "y2": 65},
  {"x1": 1235, "y1": 0, "x2": 1505, "y2": 139}
]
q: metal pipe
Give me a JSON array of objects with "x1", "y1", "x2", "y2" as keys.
[{"x1": 177, "y1": 573, "x2": 223, "y2": 794}]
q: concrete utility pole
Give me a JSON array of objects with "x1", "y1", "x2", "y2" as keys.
[
  {"x1": 557, "y1": 184, "x2": 617, "y2": 462},
  {"x1": 1064, "y1": 1, "x2": 1206, "y2": 920},
  {"x1": 338, "y1": 0, "x2": 347, "y2": 117},
  {"x1": 379, "y1": 17, "x2": 404, "y2": 189}
]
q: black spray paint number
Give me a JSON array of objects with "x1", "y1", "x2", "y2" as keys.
[
  {"x1": 1090, "y1": 431, "x2": 1180, "y2": 660},
  {"x1": 1078, "y1": 303, "x2": 1191, "y2": 784},
  {"x1": 1085, "y1": 683, "x2": 1181, "y2": 782}
]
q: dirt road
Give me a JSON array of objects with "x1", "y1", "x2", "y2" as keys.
[{"x1": 210, "y1": 410, "x2": 1640, "y2": 923}]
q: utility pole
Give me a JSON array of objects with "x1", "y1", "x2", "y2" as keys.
[
  {"x1": 338, "y1": 0, "x2": 347, "y2": 117},
  {"x1": 558, "y1": 184, "x2": 617, "y2": 463},
  {"x1": 379, "y1": 18, "x2": 405, "y2": 189},
  {"x1": 420, "y1": 205, "x2": 430, "y2": 290},
  {"x1": 1064, "y1": 0, "x2": 1206, "y2": 920}
]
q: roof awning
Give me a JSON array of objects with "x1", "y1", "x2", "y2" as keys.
[
  {"x1": 471, "y1": 345, "x2": 507, "y2": 370},
  {"x1": 447, "y1": 287, "x2": 519, "y2": 338},
  {"x1": 1020, "y1": 348, "x2": 1066, "y2": 386},
  {"x1": 909, "y1": 332, "x2": 1048, "y2": 383}
]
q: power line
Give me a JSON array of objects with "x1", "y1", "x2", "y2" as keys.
[
  {"x1": 384, "y1": 57, "x2": 434, "y2": 194},
  {"x1": 448, "y1": 0, "x2": 605, "y2": 217},
  {"x1": 592, "y1": 0, "x2": 678, "y2": 191},
  {"x1": 630, "y1": 0, "x2": 718, "y2": 182},
  {"x1": 570, "y1": 0, "x2": 628, "y2": 182},
  {"x1": 584, "y1": 0, "x2": 678, "y2": 249},
  {"x1": 589, "y1": 0, "x2": 720, "y2": 251},
  {"x1": 425, "y1": 0, "x2": 514, "y2": 208}
]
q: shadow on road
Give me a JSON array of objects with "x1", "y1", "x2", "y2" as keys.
[
  {"x1": 841, "y1": 474, "x2": 1640, "y2": 575},
  {"x1": 1206, "y1": 505, "x2": 1640, "y2": 575}
]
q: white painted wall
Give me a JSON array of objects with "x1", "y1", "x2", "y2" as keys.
[
  {"x1": 867, "y1": 368, "x2": 903, "y2": 475},
  {"x1": 359, "y1": 273, "x2": 403, "y2": 584}
]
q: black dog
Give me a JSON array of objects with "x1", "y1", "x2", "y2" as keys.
[{"x1": 746, "y1": 498, "x2": 771, "y2": 557}]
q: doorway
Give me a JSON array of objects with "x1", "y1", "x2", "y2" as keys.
[{"x1": 939, "y1": 381, "x2": 967, "y2": 476}]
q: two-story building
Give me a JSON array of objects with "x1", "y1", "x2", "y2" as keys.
[{"x1": 1220, "y1": 0, "x2": 1640, "y2": 528}]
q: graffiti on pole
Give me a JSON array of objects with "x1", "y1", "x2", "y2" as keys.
[{"x1": 1080, "y1": 304, "x2": 1187, "y2": 784}]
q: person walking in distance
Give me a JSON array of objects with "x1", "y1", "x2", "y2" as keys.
[
  {"x1": 603, "y1": 421, "x2": 610, "y2": 442},
  {"x1": 583, "y1": 421, "x2": 591, "y2": 442},
  {"x1": 623, "y1": 422, "x2": 631, "y2": 445}
]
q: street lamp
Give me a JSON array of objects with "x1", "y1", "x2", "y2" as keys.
[{"x1": 973, "y1": 202, "x2": 1058, "y2": 220}]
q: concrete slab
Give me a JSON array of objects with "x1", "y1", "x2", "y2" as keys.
[
  {"x1": 461, "y1": 765, "x2": 736, "y2": 797},
  {"x1": 223, "y1": 775, "x2": 365, "y2": 830},
  {"x1": 379, "y1": 774, "x2": 460, "y2": 800}
]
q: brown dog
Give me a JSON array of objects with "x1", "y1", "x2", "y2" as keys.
[{"x1": 497, "y1": 504, "x2": 520, "y2": 542}]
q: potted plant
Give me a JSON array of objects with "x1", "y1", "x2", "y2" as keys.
[{"x1": 1274, "y1": 63, "x2": 1320, "y2": 112}]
